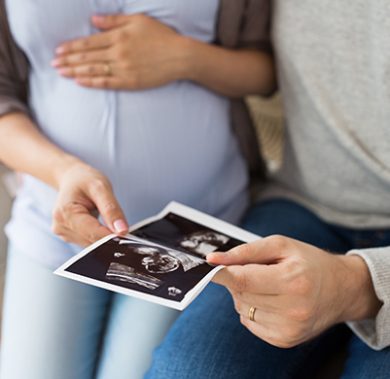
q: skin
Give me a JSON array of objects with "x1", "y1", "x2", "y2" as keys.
[
  {"x1": 0, "y1": 14, "x2": 274, "y2": 247},
  {"x1": 0, "y1": 113, "x2": 129, "y2": 246},
  {"x1": 207, "y1": 235, "x2": 382, "y2": 349}
]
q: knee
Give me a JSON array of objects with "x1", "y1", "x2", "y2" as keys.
[{"x1": 146, "y1": 284, "x2": 235, "y2": 378}]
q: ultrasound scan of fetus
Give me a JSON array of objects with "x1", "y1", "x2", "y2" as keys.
[
  {"x1": 180, "y1": 231, "x2": 230, "y2": 256},
  {"x1": 134, "y1": 245, "x2": 204, "y2": 273},
  {"x1": 141, "y1": 253, "x2": 180, "y2": 274}
]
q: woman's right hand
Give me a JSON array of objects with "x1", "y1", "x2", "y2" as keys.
[{"x1": 52, "y1": 161, "x2": 129, "y2": 247}]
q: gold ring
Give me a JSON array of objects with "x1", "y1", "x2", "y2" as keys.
[
  {"x1": 248, "y1": 306, "x2": 257, "y2": 322},
  {"x1": 103, "y1": 62, "x2": 112, "y2": 76}
]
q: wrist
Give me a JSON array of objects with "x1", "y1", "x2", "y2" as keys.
[
  {"x1": 337, "y1": 255, "x2": 382, "y2": 322},
  {"x1": 52, "y1": 154, "x2": 84, "y2": 190},
  {"x1": 175, "y1": 36, "x2": 202, "y2": 82}
]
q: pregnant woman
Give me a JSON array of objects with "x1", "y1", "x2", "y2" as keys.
[{"x1": 0, "y1": 0, "x2": 274, "y2": 378}]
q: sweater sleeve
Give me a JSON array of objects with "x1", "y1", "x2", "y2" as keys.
[
  {"x1": 0, "y1": 3, "x2": 29, "y2": 118},
  {"x1": 217, "y1": 0, "x2": 272, "y2": 51},
  {"x1": 346, "y1": 247, "x2": 390, "y2": 350}
]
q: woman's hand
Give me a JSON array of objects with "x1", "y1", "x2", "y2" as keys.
[
  {"x1": 52, "y1": 161, "x2": 129, "y2": 247},
  {"x1": 51, "y1": 14, "x2": 275, "y2": 97},
  {"x1": 208, "y1": 236, "x2": 381, "y2": 348},
  {"x1": 52, "y1": 14, "x2": 188, "y2": 90}
]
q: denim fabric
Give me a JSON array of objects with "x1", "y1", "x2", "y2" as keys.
[
  {"x1": 341, "y1": 335, "x2": 390, "y2": 379},
  {"x1": 0, "y1": 247, "x2": 178, "y2": 379},
  {"x1": 146, "y1": 199, "x2": 390, "y2": 379}
]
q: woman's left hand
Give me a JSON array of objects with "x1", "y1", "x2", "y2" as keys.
[{"x1": 52, "y1": 14, "x2": 188, "y2": 90}]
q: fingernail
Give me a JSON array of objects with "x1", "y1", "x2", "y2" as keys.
[
  {"x1": 56, "y1": 46, "x2": 66, "y2": 55},
  {"x1": 92, "y1": 15, "x2": 105, "y2": 23},
  {"x1": 113, "y1": 219, "x2": 128, "y2": 233},
  {"x1": 51, "y1": 59, "x2": 61, "y2": 68},
  {"x1": 206, "y1": 253, "x2": 221, "y2": 262},
  {"x1": 58, "y1": 68, "x2": 70, "y2": 76},
  {"x1": 75, "y1": 79, "x2": 87, "y2": 86}
]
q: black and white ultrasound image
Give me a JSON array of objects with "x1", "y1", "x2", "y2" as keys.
[
  {"x1": 65, "y1": 237, "x2": 214, "y2": 302},
  {"x1": 131, "y1": 213, "x2": 244, "y2": 258},
  {"x1": 65, "y1": 212, "x2": 245, "y2": 303}
]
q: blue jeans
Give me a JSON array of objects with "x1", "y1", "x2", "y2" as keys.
[
  {"x1": 146, "y1": 199, "x2": 390, "y2": 379},
  {"x1": 0, "y1": 246, "x2": 178, "y2": 379}
]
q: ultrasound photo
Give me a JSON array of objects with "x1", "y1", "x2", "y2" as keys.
[
  {"x1": 131, "y1": 212, "x2": 244, "y2": 258},
  {"x1": 61, "y1": 236, "x2": 213, "y2": 305},
  {"x1": 55, "y1": 202, "x2": 260, "y2": 310}
]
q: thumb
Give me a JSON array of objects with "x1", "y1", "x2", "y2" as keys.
[
  {"x1": 207, "y1": 236, "x2": 288, "y2": 266},
  {"x1": 88, "y1": 182, "x2": 129, "y2": 235},
  {"x1": 92, "y1": 14, "x2": 131, "y2": 30}
]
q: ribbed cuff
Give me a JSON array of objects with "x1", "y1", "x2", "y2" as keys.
[{"x1": 346, "y1": 247, "x2": 390, "y2": 350}]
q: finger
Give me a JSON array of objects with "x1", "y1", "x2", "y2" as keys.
[
  {"x1": 87, "y1": 180, "x2": 128, "y2": 234},
  {"x1": 58, "y1": 63, "x2": 115, "y2": 78},
  {"x1": 55, "y1": 32, "x2": 113, "y2": 56},
  {"x1": 207, "y1": 235, "x2": 292, "y2": 266},
  {"x1": 232, "y1": 292, "x2": 291, "y2": 315},
  {"x1": 76, "y1": 76, "x2": 126, "y2": 90},
  {"x1": 57, "y1": 226, "x2": 96, "y2": 247},
  {"x1": 66, "y1": 211, "x2": 112, "y2": 245},
  {"x1": 234, "y1": 291, "x2": 292, "y2": 314},
  {"x1": 92, "y1": 14, "x2": 133, "y2": 30},
  {"x1": 52, "y1": 50, "x2": 110, "y2": 68},
  {"x1": 234, "y1": 299, "x2": 280, "y2": 324},
  {"x1": 212, "y1": 264, "x2": 283, "y2": 295}
]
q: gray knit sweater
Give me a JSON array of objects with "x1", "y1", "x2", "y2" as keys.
[{"x1": 265, "y1": 1, "x2": 390, "y2": 350}]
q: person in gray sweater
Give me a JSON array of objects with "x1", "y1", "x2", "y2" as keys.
[{"x1": 146, "y1": 2, "x2": 390, "y2": 379}]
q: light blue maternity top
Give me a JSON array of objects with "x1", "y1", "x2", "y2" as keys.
[{"x1": 5, "y1": 0, "x2": 248, "y2": 268}]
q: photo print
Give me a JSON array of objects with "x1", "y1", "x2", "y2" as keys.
[
  {"x1": 131, "y1": 212, "x2": 244, "y2": 258},
  {"x1": 55, "y1": 202, "x2": 260, "y2": 310}
]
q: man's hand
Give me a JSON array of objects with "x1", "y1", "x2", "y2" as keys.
[
  {"x1": 51, "y1": 14, "x2": 188, "y2": 90},
  {"x1": 208, "y1": 235, "x2": 382, "y2": 348},
  {"x1": 52, "y1": 161, "x2": 129, "y2": 247}
]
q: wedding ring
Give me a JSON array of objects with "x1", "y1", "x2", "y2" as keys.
[
  {"x1": 248, "y1": 306, "x2": 257, "y2": 322},
  {"x1": 103, "y1": 62, "x2": 112, "y2": 76}
]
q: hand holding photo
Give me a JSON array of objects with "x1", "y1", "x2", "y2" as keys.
[{"x1": 55, "y1": 202, "x2": 260, "y2": 310}]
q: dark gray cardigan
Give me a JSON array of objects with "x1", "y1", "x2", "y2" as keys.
[{"x1": 0, "y1": 0, "x2": 271, "y2": 178}]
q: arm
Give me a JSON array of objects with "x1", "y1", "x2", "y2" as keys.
[
  {"x1": 0, "y1": 112, "x2": 77, "y2": 188},
  {"x1": 52, "y1": 14, "x2": 275, "y2": 98},
  {"x1": 0, "y1": 4, "x2": 128, "y2": 245},
  {"x1": 347, "y1": 247, "x2": 390, "y2": 350},
  {"x1": 207, "y1": 236, "x2": 383, "y2": 349},
  {"x1": 179, "y1": 40, "x2": 275, "y2": 98},
  {"x1": 0, "y1": 112, "x2": 129, "y2": 245}
]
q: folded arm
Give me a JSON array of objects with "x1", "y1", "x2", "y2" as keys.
[{"x1": 53, "y1": 14, "x2": 276, "y2": 98}]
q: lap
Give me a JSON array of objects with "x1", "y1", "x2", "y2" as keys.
[
  {"x1": 97, "y1": 295, "x2": 178, "y2": 379},
  {"x1": 243, "y1": 199, "x2": 350, "y2": 252},
  {"x1": 146, "y1": 199, "x2": 352, "y2": 379},
  {"x1": 0, "y1": 246, "x2": 111, "y2": 379},
  {"x1": 341, "y1": 336, "x2": 390, "y2": 379},
  {"x1": 0, "y1": 246, "x2": 178, "y2": 379},
  {"x1": 146, "y1": 283, "x2": 350, "y2": 379}
]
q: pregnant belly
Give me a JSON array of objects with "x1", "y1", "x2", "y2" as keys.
[{"x1": 29, "y1": 76, "x2": 247, "y2": 221}]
